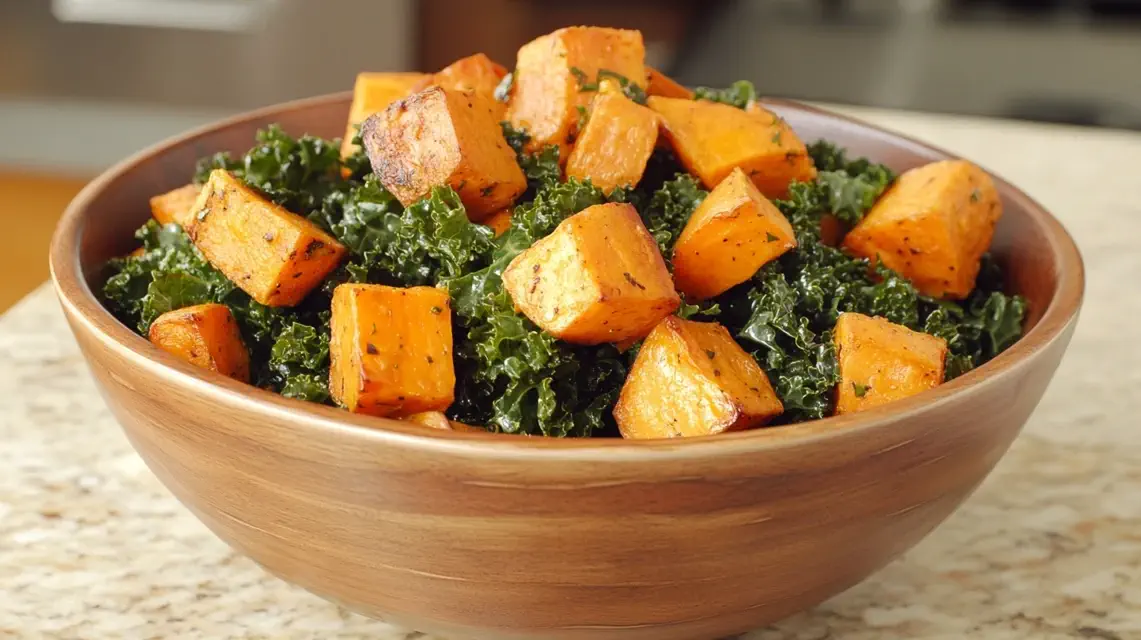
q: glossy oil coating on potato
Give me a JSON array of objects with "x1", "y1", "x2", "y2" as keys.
[
  {"x1": 505, "y1": 26, "x2": 645, "y2": 157},
  {"x1": 340, "y1": 72, "x2": 428, "y2": 157},
  {"x1": 502, "y1": 202, "x2": 679, "y2": 344},
  {"x1": 187, "y1": 170, "x2": 347, "y2": 307},
  {"x1": 149, "y1": 184, "x2": 200, "y2": 227},
  {"x1": 361, "y1": 86, "x2": 526, "y2": 221},
  {"x1": 833, "y1": 312, "x2": 947, "y2": 415},
  {"x1": 414, "y1": 53, "x2": 509, "y2": 121},
  {"x1": 843, "y1": 160, "x2": 1002, "y2": 299},
  {"x1": 614, "y1": 316, "x2": 783, "y2": 438},
  {"x1": 329, "y1": 284, "x2": 455, "y2": 418},
  {"x1": 566, "y1": 89, "x2": 659, "y2": 194},
  {"x1": 672, "y1": 167, "x2": 797, "y2": 300},
  {"x1": 148, "y1": 303, "x2": 250, "y2": 382},
  {"x1": 645, "y1": 66, "x2": 693, "y2": 99},
  {"x1": 649, "y1": 96, "x2": 817, "y2": 198}
]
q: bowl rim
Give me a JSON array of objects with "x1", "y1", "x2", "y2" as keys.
[{"x1": 49, "y1": 91, "x2": 1085, "y2": 461}]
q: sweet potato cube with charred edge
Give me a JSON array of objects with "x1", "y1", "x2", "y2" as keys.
[
  {"x1": 502, "y1": 202, "x2": 679, "y2": 345},
  {"x1": 672, "y1": 167, "x2": 797, "y2": 300},
  {"x1": 340, "y1": 72, "x2": 428, "y2": 157},
  {"x1": 843, "y1": 160, "x2": 1002, "y2": 299},
  {"x1": 150, "y1": 184, "x2": 200, "y2": 227},
  {"x1": 649, "y1": 96, "x2": 816, "y2": 198},
  {"x1": 148, "y1": 303, "x2": 250, "y2": 382},
  {"x1": 614, "y1": 316, "x2": 783, "y2": 439},
  {"x1": 646, "y1": 66, "x2": 693, "y2": 99},
  {"x1": 187, "y1": 170, "x2": 346, "y2": 307},
  {"x1": 415, "y1": 53, "x2": 509, "y2": 121},
  {"x1": 833, "y1": 312, "x2": 947, "y2": 415},
  {"x1": 506, "y1": 26, "x2": 645, "y2": 158},
  {"x1": 361, "y1": 86, "x2": 526, "y2": 221},
  {"x1": 329, "y1": 284, "x2": 455, "y2": 418},
  {"x1": 483, "y1": 208, "x2": 513, "y2": 237},
  {"x1": 566, "y1": 90, "x2": 659, "y2": 194}
]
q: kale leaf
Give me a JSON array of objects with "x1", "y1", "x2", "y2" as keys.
[
  {"x1": 693, "y1": 80, "x2": 758, "y2": 109},
  {"x1": 641, "y1": 174, "x2": 707, "y2": 256},
  {"x1": 442, "y1": 177, "x2": 624, "y2": 437},
  {"x1": 570, "y1": 67, "x2": 648, "y2": 104},
  {"x1": 193, "y1": 124, "x2": 348, "y2": 215}
]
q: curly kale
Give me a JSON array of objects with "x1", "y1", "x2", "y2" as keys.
[
  {"x1": 706, "y1": 144, "x2": 1026, "y2": 419},
  {"x1": 693, "y1": 80, "x2": 758, "y2": 109},
  {"x1": 103, "y1": 119, "x2": 1028, "y2": 435},
  {"x1": 570, "y1": 67, "x2": 648, "y2": 105},
  {"x1": 641, "y1": 174, "x2": 707, "y2": 256},
  {"x1": 442, "y1": 177, "x2": 626, "y2": 437}
]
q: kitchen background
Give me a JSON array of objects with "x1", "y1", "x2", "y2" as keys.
[{"x1": 2, "y1": 0, "x2": 1139, "y2": 311}]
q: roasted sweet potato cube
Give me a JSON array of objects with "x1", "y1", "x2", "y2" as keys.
[
  {"x1": 502, "y1": 202, "x2": 679, "y2": 344},
  {"x1": 566, "y1": 91, "x2": 659, "y2": 194},
  {"x1": 843, "y1": 160, "x2": 1001, "y2": 299},
  {"x1": 187, "y1": 170, "x2": 346, "y2": 307},
  {"x1": 150, "y1": 184, "x2": 200, "y2": 227},
  {"x1": 646, "y1": 66, "x2": 693, "y2": 99},
  {"x1": 506, "y1": 26, "x2": 645, "y2": 157},
  {"x1": 833, "y1": 312, "x2": 947, "y2": 415},
  {"x1": 614, "y1": 316, "x2": 783, "y2": 438},
  {"x1": 648, "y1": 96, "x2": 816, "y2": 198},
  {"x1": 361, "y1": 86, "x2": 526, "y2": 221},
  {"x1": 483, "y1": 208, "x2": 513, "y2": 237},
  {"x1": 340, "y1": 72, "x2": 428, "y2": 157},
  {"x1": 415, "y1": 53, "x2": 509, "y2": 121},
  {"x1": 406, "y1": 411, "x2": 485, "y2": 432},
  {"x1": 148, "y1": 303, "x2": 250, "y2": 382},
  {"x1": 329, "y1": 284, "x2": 455, "y2": 417},
  {"x1": 672, "y1": 167, "x2": 797, "y2": 300}
]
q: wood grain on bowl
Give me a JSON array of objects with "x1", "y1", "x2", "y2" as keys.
[{"x1": 49, "y1": 93, "x2": 1082, "y2": 640}]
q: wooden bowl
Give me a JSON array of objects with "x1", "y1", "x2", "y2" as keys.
[{"x1": 49, "y1": 93, "x2": 1083, "y2": 640}]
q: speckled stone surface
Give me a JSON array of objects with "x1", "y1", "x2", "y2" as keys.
[{"x1": 3, "y1": 108, "x2": 1140, "y2": 639}]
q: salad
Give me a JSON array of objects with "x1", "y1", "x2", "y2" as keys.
[{"x1": 102, "y1": 26, "x2": 1026, "y2": 439}]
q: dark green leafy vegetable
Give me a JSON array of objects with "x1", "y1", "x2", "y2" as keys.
[
  {"x1": 103, "y1": 117, "x2": 1027, "y2": 437},
  {"x1": 570, "y1": 67, "x2": 648, "y2": 105},
  {"x1": 641, "y1": 174, "x2": 707, "y2": 256},
  {"x1": 693, "y1": 80, "x2": 758, "y2": 109}
]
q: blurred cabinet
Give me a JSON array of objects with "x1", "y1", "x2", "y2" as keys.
[{"x1": 416, "y1": 0, "x2": 726, "y2": 72}]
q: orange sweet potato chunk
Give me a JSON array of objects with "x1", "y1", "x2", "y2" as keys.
[
  {"x1": 502, "y1": 202, "x2": 680, "y2": 345},
  {"x1": 340, "y1": 72, "x2": 428, "y2": 157},
  {"x1": 566, "y1": 90, "x2": 659, "y2": 194},
  {"x1": 483, "y1": 208, "x2": 513, "y2": 237},
  {"x1": 506, "y1": 26, "x2": 645, "y2": 158},
  {"x1": 187, "y1": 170, "x2": 346, "y2": 307},
  {"x1": 833, "y1": 312, "x2": 948, "y2": 415},
  {"x1": 415, "y1": 53, "x2": 509, "y2": 121},
  {"x1": 672, "y1": 167, "x2": 797, "y2": 300},
  {"x1": 614, "y1": 316, "x2": 783, "y2": 439},
  {"x1": 150, "y1": 184, "x2": 200, "y2": 227},
  {"x1": 361, "y1": 86, "x2": 526, "y2": 221},
  {"x1": 148, "y1": 303, "x2": 250, "y2": 382},
  {"x1": 843, "y1": 160, "x2": 1001, "y2": 299},
  {"x1": 329, "y1": 284, "x2": 455, "y2": 418},
  {"x1": 646, "y1": 66, "x2": 693, "y2": 99},
  {"x1": 648, "y1": 96, "x2": 816, "y2": 198}
]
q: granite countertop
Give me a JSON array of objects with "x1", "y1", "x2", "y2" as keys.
[{"x1": 3, "y1": 106, "x2": 1140, "y2": 639}]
